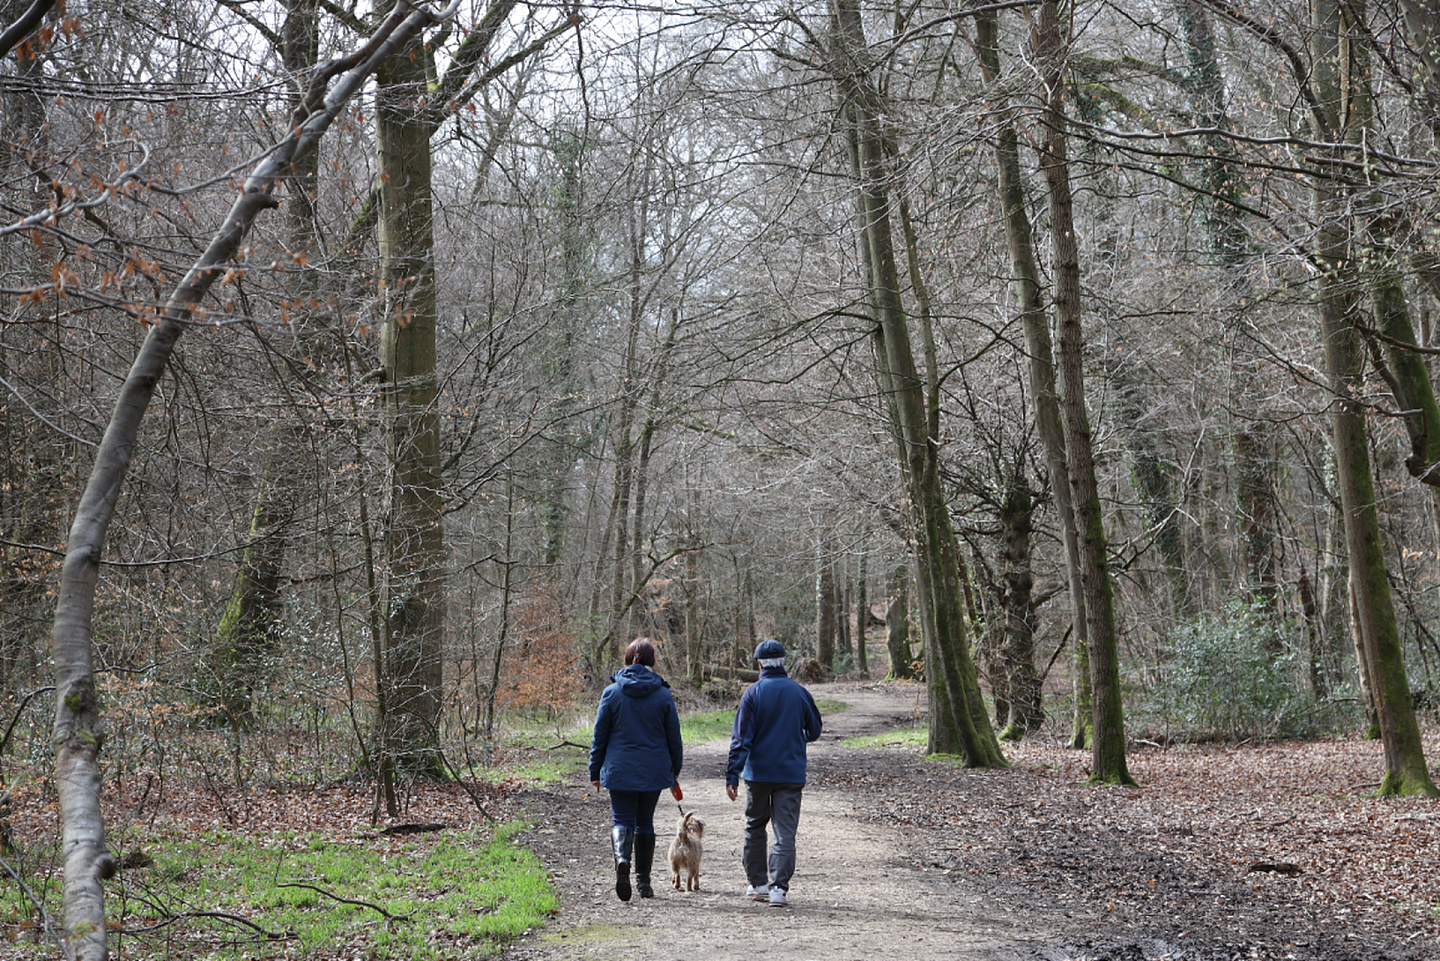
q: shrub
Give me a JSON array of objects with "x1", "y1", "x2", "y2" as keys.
[{"x1": 1150, "y1": 598, "x2": 1341, "y2": 741}]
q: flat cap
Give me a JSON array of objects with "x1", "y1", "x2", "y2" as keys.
[{"x1": 753, "y1": 639, "x2": 786, "y2": 660}]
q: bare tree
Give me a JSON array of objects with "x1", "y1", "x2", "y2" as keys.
[{"x1": 44, "y1": 5, "x2": 466, "y2": 953}]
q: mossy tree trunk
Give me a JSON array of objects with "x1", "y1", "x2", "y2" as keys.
[
  {"x1": 539, "y1": 130, "x2": 591, "y2": 569},
  {"x1": 1034, "y1": 0, "x2": 1133, "y2": 786},
  {"x1": 1235, "y1": 422, "x2": 1279, "y2": 614},
  {"x1": 832, "y1": 0, "x2": 1005, "y2": 768},
  {"x1": 885, "y1": 564, "x2": 913, "y2": 679},
  {"x1": 973, "y1": 7, "x2": 1091, "y2": 750},
  {"x1": 208, "y1": 0, "x2": 323, "y2": 729},
  {"x1": 998, "y1": 474, "x2": 1043, "y2": 741},
  {"x1": 1309, "y1": 0, "x2": 1437, "y2": 796}
]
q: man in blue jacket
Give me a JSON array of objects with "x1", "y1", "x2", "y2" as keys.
[{"x1": 725, "y1": 639, "x2": 823, "y2": 908}]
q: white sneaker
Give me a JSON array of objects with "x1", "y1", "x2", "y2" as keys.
[
  {"x1": 768, "y1": 887, "x2": 787, "y2": 907},
  {"x1": 745, "y1": 884, "x2": 769, "y2": 900}
]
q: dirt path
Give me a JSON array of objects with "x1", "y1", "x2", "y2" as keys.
[
  {"x1": 503, "y1": 683, "x2": 1071, "y2": 961},
  {"x1": 502, "y1": 682, "x2": 1438, "y2": 961}
]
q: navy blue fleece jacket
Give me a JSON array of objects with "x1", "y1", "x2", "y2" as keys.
[
  {"x1": 589, "y1": 664, "x2": 683, "y2": 791},
  {"x1": 725, "y1": 666, "x2": 823, "y2": 785}
]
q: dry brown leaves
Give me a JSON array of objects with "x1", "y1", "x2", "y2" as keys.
[{"x1": 817, "y1": 728, "x2": 1440, "y2": 959}]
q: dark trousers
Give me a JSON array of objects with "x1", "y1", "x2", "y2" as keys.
[
  {"x1": 608, "y1": 789, "x2": 661, "y2": 836},
  {"x1": 742, "y1": 781, "x2": 804, "y2": 892}
]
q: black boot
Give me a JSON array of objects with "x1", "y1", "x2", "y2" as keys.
[
  {"x1": 611, "y1": 826, "x2": 634, "y2": 902},
  {"x1": 634, "y1": 833, "x2": 656, "y2": 899}
]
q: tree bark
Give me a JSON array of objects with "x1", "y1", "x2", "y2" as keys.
[
  {"x1": 855, "y1": 537, "x2": 869, "y2": 676},
  {"x1": 1235, "y1": 422, "x2": 1279, "y2": 613},
  {"x1": 973, "y1": 7, "x2": 1091, "y2": 749},
  {"x1": 0, "y1": 10, "x2": 53, "y2": 696},
  {"x1": 998, "y1": 474, "x2": 1043, "y2": 741},
  {"x1": 1033, "y1": 0, "x2": 1133, "y2": 785},
  {"x1": 207, "y1": 0, "x2": 324, "y2": 724},
  {"x1": 1310, "y1": 0, "x2": 1437, "y2": 795},
  {"x1": 376, "y1": 25, "x2": 447, "y2": 777},
  {"x1": 816, "y1": 534, "x2": 836, "y2": 671},
  {"x1": 47, "y1": 5, "x2": 455, "y2": 954},
  {"x1": 831, "y1": 0, "x2": 1004, "y2": 768},
  {"x1": 1398, "y1": 0, "x2": 1440, "y2": 137},
  {"x1": 885, "y1": 564, "x2": 913, "y2": 679}
]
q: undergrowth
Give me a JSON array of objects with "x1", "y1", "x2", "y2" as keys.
[
  {"x1": 0, "y1": 685, "x2": 850, "y2": 960},
  {"x1": 3, "y1": 822, "x2": 555, "y2": 960}
]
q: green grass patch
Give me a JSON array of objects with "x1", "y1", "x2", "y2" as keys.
[
  {"x1": 483, "y1": 749, "x2": 587, "y2": 786},
  {"x1": 814, "y1": 699, "x2": 850, "y2": 715},
  {"x1": 844, "y1": 724, "x2": 926, "y2": 750},
  {"x1": 679, "y1": 709, "x2": 735, "y2": 743},
  {"x1": 106, "y1": 821, "x2": 556, "y2": 960},
  {"x1": 467, "y1": 715, "x2": 594, "y2": 787}
]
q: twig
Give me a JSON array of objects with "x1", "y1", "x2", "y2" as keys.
[
  {"x1": 0, "y1": 857, "x2": 72, "y2": 960},
  {"x1": 0, "y1": 686, "x2": 55, "y2": 759},
  {"x1": 431, "y1": 745, "x2": 494, "y2": 823},
  {"x1": 122, "y1": 908, "x2": 289, "y2": 940},
  {"x1": 547, "y1": 740, "x2": 588, "y2": 751},
  {"x1": 276, "y1": 882, "x2": 412, "y2": 922}
]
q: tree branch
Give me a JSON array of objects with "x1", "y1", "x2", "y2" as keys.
[{"x1": 0, "y1": 0, "x2": 54, "y2": 61}]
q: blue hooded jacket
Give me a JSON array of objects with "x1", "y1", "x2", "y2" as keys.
[
  {"x1": 725, "y1": 666, "x2": 823, "y2": 786},
  {"x1": 589, "y1": 664, "x2": 683, "y2": 791}
]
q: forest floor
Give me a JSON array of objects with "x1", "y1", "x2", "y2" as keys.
[{"x1": 502, "y1": 680, "x2": 1440, "y2": 961}]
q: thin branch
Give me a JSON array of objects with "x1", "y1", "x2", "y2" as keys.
[
  {"x1": 0, "y1": 0, "x2": 54, "y2": 60},
  {"x1": 0, "y1": 686, "x2": 55, "y2": 759},
  {"x1": 0, "y1": 857, "x2": 71, "y2": 960},
  {"x1": 275, "y1": 882, "x2": 413, "y2": 921}
]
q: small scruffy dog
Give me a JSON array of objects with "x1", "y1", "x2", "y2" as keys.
[{"x1": 667, "y1": 811, "x2": 705, "y2": 891}]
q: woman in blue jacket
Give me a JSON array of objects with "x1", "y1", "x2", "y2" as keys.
[{"x1": 589, "y1": 637, "x2": 683, "y2": 901}]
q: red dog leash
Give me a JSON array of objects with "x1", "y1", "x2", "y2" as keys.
[{"x1": 671, "y1": 779, "x2": 686, "y2": 816}]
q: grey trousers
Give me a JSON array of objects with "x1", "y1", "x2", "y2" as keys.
[{"x1": 742, "y1": 781, "x2": 804, "y2": 892}]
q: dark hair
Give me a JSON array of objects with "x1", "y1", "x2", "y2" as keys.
[{"x1": 624, "y1": 638, "x2": 657, "y2": 667}]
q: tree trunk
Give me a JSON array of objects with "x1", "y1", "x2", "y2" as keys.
[
  {"x1": 1399, "y1": 0, "x2": 1440, "y2": 138},
  {"x1": 1311, "y1": 0, "x2": 1436, "y2": 795},
  {"x1": 999, "y1": 474, "x2": 1043, "y2": 741},
  {"x1": 1235, "y1": 422, "x2": 1279, "y2": 613},
  {"x1": 540, "y1": 131, "x2": 589, "y2": 568},
  {"x1": 377, "y1": 27, "x2": 446, "y2": 777},
  {"x1": 832, "y1": 0, "x2": 1004, "y2": 768},
  {"x1": 1177, "y1": 0, "x2": 1247, "y2": 266},
  {"x1": 211, "y1": 465, "x2": 296, "y2": 725},
  {"x1": 885, "y1": 564, "x2": 913, "y2": 679},
  {"x1": 816, "y1": 535, "x2": 835, "y2": 671},
  {"x1": 1110, "y1": 360, "x2": 1190, "y2": 616},
  {"x1": 47, "y1": 6, "x2": 449, "y2": 952},
  {"x1": 1033, "y1": 0, "x2": 1133, "y2": 785},
  {"x1": 0, "y1": 24, "x2": 52, "y2": 696},
  {"x1": 208, "y1": 0, "x2": 324, "y2": 730},
  {"x1": 855, "y1": 537, "x2": 869, "y2": 677},
  {"x1": 685, "y1": 532, "x2": 702, "y2": 684},
  {"x1": 973, "y1": 7, "x2": 1091, "y2": 749}
]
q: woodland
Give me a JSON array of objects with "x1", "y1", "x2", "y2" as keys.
[{"x1": 2, "y1": 0, "x2": 1440, "y2": 958}]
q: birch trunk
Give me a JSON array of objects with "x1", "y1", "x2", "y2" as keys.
[{"x1": 49, "y1": 6, "x2": 454, "y2": 954}]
